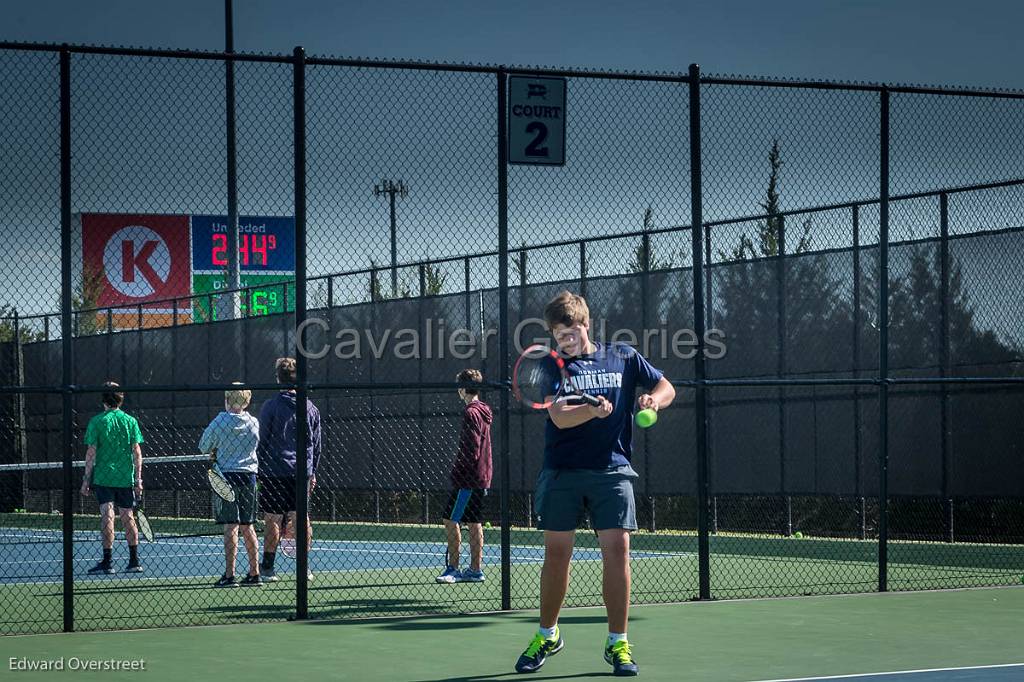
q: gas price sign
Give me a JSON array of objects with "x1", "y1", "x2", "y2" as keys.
[
  {"x1": 191, "y1": 215, "x2": 295, "y2": 272},
  {"x1": 191, "y1": 273, "x2": 292, "y2": 322},
  {"x1": 191, "y1": 215, "x2": 295, "y2": 322}
]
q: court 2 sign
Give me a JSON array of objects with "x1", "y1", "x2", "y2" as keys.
[{"x1": 508, "y1": 76, "x2": 566, "y2": 166}]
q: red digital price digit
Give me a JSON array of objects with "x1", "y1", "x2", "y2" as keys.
[
  {"x1": 211, "y1": 233, "x2": 228, "y2": 266},
  {"x1": 250, "y1": 234, "x2": 269, "y2": 267},
  {"x1": 268, "y1": 235, "x2": 276, "y2": 251}
]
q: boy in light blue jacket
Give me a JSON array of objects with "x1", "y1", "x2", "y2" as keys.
[{"x1": 199, "y1": 384, "x2": 262, "y2": 588}]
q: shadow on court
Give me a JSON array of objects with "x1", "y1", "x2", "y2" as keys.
[
  {"x1": 301, "y1": 609, "x2": 648, "y2": 632},
  {"x1": 405, "y1": 671, "x2": 614, "y2": 675}
]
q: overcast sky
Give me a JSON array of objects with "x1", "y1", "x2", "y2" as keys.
[
  {"x1": 2, "y1": 1, "x2": 1022, "y2": 328},
  {"x1": 4, "y1": 0, "x2": 1024, "y2": 90}
]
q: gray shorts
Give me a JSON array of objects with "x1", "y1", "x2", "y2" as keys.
[
  {"x1": 534, "y1": 465, "x2": 638, "y2": 532},
  {"x1": 214, "y1": 472, "x2": 258, "y2": 525}
]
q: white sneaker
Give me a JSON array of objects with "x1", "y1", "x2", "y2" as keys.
[{"x1": 435, "y1": 565, "x2": 462, "y2": 584}]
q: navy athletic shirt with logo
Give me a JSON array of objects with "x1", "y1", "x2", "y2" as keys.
[{"x1": 542, "y1": 342, "x2": 663, "y2": 470}]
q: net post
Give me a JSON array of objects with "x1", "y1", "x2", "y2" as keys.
[
  {"x1": 292, "y1": 44, "x2": 309, "y2": 621},
  {"x1": 688, "y1": 62, "x2": 711, "y2": 601}
]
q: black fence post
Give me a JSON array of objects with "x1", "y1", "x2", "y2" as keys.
[
  {"x1": 640, "y1": 232, "x2": 655, "y2": 532},
  {"x1": 497, "y1": 68, "x2": 512, "y2": 612},
  {"x1": 292, "y1": 44, "x2": 309, "y2": 620},
  {"x1": 777, "y1": 215, "x2": 790, "y2": 536},
  {"x1": 368, "y1": 273, "x2": 379, "y2": 524},
  {"x1": 59, "y1": 44, "x2": 75, "y2": 633},
  {"x1": 878, "y1": 87, "x2": 891, "y2": 592},
  {"x1": 704, "y1": 221, "x2": 716, "y2": 540},
  {"x1": 517, "y1": 249, "x2": 527, "y2": 533},
  {"x1": 464, "y1": 256, "x2": 472, "y2": 329},
  {"x1": 418, "y1": 264, "x2": 428, "y2": 525},
  {"x1": 579, "y1": 241, "x2": 587, "y2": 298},
  {"x1": 13, "y1": 312, "x2": 28, "y2": 512},
  {"x1": 939, "y1": 192, "x2": 953, "y2": 542},
  {"x1": 851, "y1": 205, "x2": 865, "y2": 538},
  {"x1": 688, "y1": 63, "x2": 711, "y2": 601}
]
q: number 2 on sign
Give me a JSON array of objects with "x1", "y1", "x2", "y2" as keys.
[{"x1": 525, "y1": 122, "x2": 549, "y2": 157}]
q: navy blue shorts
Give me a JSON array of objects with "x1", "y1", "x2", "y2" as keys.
[
  {"x1": 93, "y1": 485, "x2": 136, "y2": 510},
  {"x1": 259, "y1": 476, "x2": 298, "y2": 515}
]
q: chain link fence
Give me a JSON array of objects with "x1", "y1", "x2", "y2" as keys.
[{"x1": 1, "y1": 43, "x2": 1022, "y2": 635}]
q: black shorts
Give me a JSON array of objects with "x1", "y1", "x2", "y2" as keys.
[
  {"x1": 93, "y1": 485, "x2": 136, "y2": 510},
  {"x1": 214, "y1": 472, "x2": 258, "y2": 525},
  {"x1": 443, "y1": 488, "x2": 487, "y2": 524},
  {"x1": 258, "y1": 476, "x2": 296, "y2": 515}
]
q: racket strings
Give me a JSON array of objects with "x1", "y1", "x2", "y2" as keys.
[{"x1": 207, "y1": 468, "x2": 236, "y2": 503}]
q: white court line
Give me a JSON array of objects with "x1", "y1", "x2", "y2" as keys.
[
  {"x1": 746, "y1": 662, "x2": 1024, "y2": 682},
  {"x1": 3, "y1": 530, "x2": 691, "y2": 558}
]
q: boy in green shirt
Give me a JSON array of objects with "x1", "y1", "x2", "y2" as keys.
[{"x1": 80, "y1": 382, "x2": 145, "y2": 574}]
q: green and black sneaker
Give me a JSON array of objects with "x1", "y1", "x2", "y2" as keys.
[
  {"x1": 515, "y1": 628, "x2": 564, "y2": 673},
  {"x1": 605, "y1": 640, "x2": 638, "y2": 676}
]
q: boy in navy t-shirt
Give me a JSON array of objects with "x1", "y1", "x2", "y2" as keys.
[{"x1": 514, "y1": 291, "x2": 676, "y2": 677}]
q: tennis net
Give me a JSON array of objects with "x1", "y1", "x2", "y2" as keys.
[{"x1": 0, "y1": 455, "x2": 222, "y2": 543}]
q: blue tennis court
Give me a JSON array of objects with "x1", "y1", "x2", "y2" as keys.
[{"x1": 0, "y1": 526, "x2": 690, "y2": 584}]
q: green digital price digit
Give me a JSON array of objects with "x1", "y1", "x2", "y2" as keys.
[{"x1": 252, "y1": 290, "x2": 269, "y2": 316}]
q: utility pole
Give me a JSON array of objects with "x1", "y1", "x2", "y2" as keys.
[
  {"x1": 373, "y1": 179, "x2": 408, "y2": 298},
  {"x1": 222, "y1": 0, "x2": 241, "y2": 321}
]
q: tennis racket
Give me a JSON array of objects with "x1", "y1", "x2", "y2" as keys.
[
  {"x1": 134, "y1": 493, "x2": 154, "y2": 543},
  {"x1": 208, "y1": 466, "x2": 236, "y2": 503},
  {"x1": 278, "y1": 515, "x2": 296, "y2": 559},
  {"x1": 206, "y1": 448, "x2": 236, "y2": 503},
  {"x1": 512, "y1": 343, "x2": 600, "y2": 409}
]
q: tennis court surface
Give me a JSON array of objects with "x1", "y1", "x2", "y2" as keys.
[
  {"x1": 4, "y1": 510, "x2": 1022, "y2": 635},
  {"x1": 0, "y1": 587, "x2": 1020, "y2": 681}
]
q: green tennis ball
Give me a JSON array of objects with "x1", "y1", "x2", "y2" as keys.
[
  {"x1": 635, "y1": 408, "x2": 658, "y2": 429},
  {"x1": 484, "y1": 521, "x2": 492, "y2": 529},
  {"x1": 793, "y1": 531, "x2": 803, "y2": 539}
]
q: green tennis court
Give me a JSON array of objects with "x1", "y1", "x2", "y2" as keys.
[{"x1": 1, "y1": 587, "x2": 1021, "y2": 681}]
